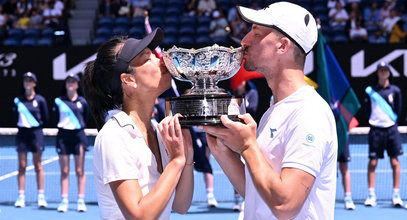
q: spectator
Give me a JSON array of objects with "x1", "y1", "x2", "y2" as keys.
[
  {"x1": 346, "y1": 1, "x2": 362, "y2": 18},
  {"x1": 364, "y1": 1, "x2": 381, "y2": 31},
  {"x1": 229, "y1": 14, "x2": 248, "y2": 41},
  {"x1": 346, "y1": 10, "x2": 363, "y2": 37},
  {"x1": 329, "y1": 1, "x2": 349, "y2": 28},
  {"x1": 379, "y1": 0, "x2": 396, "y2": 20},
  {"x1": 130, "y1": 0, "x2": 150, "y2": 17},
  {"x1": 327, "y1": 0, "x2": 345, "y2": 10},
  {"x1": 368, "y1": 29, "x2": 387, "y2": 43},
  {"x1": 42, "y1": 0, "x2": 62, "y2": 27},
  {"x1": 12, "y1": 72, "x2": 49, "y2": 209},
  {"x1": 185, "y1": 0, "x2": 198, "y2": 16},
  {"x1": 0, "y1": 5, "x2": 8, "y2": 39},
  {"x1": 53, "y1": 74, "x2": 89, "y2": 212},
  {"x1": 15, "y1": 11, "x2": 31, "y2": 29},
  {"x1": 117, "y1": 0, "x2": 130, "y2": 17},
  {"x1": 54, "y1": 0, "x2": 65, "y2": 15},
  {"x1": 197, "y1": 0, "x2": 216, "y2": 17},
  {"x1": 3, "y1": 0, "x2": 18, "y2": 26},
  {"x1": 349, "y1": 20, "x2": 368, "y2": 42},
  {"x1": 16, "y1": 0, "x2": 33, "y2": 16},
  {"x1": 29, "y1": 8, "x2": 43, "y2": 28},
  {"x1": 209, "y1": 10, "x2": 229, "y2": 39},
  {"x1": 389, "y1": 20, "x2": 407, "y2": 43},
  {"x1": 381, "y1": 8, "x2": 400, "y2": 35},
  {"x1": 32, "y1": 0, "x2": 46, "y2": 12}
]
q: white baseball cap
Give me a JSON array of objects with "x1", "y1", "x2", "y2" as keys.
[{"x1": 237, "y1": 1, "x2": 318, "y2": 54}]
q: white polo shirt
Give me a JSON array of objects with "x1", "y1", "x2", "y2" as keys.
[
  {"x1": 93, "y1": 110, "x2": 173, "y2": 220},
  {"x1": 244, "y1": 86, "x2": 338, "y2": 220}
]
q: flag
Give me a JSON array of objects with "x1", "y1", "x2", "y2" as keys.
[
  {"x1": 315, "y1": 31, "x2": 361, "y2": 154},
  {"x1": 231, "y1": 60, "x2": 317, "y2": 90}
]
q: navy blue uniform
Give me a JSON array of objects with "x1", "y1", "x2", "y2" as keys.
[
  {"x1": 12, "y1": 94, "x2": 49, "y2": 153},
  {"x1": 366, "y1": 84, "x2": 403, "y2": 159},
  {"x1": 53, "y1": 95, "x2": 89, "y2": 155}
]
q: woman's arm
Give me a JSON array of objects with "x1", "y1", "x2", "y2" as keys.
[
  {"x1": 109, "y1": 115, "x2": 189, "y2": 220},
  {"x1": 172, "y1": 128, "x2": 194, "y2": 213}
]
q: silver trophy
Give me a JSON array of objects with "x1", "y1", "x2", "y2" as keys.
[{"x1": 163, "y1": 44, "x2": 246, "y2": 126}]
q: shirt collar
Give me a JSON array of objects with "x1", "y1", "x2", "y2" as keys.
[{"x1": 105, "y1": 109, "x2": 143, "y2": 138}]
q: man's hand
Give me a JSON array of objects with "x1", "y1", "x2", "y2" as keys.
[{"x1": 201, "y1": 114, "x2": 257, "y2": 154}]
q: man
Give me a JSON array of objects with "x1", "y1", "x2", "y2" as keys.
[
  {"x1": 201, "y1": 2, "x2": 338, "y2": 219},
  {"x1": 364, "y1": 62, "x2": 403, "y2": 207}
]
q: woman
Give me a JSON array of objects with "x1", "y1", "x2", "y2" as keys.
[
  {"x1": 83, "y1": 28, "x2": 194, "y2": 219},
  {"x1": 53, "y1": 73, "x2": 89, "y2": 212},
  {"x1": 12, "y1": 72, "x2": 49, "y2": 208}
]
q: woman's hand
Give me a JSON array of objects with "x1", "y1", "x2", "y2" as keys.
[{"x1": 158, "y1": 114, "x2": 185, "y2": 164}]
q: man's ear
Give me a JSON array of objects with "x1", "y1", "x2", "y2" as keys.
[
  {"x1": 120, "y1": 73, "x2": 137, "y2": 89},
  {"x1": 277, "y1": 37, "x2": 291, "y2": 54}
]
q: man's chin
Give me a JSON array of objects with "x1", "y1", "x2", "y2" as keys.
[{"x1": 244, "y1": 63, "x2": 256, "y2": 72}]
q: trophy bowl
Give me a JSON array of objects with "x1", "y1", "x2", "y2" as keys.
[{"x1": 163, "y1": 44, "x2": 246, "y2": 126}]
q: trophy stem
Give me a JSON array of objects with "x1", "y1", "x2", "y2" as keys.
[{"x1": 187, "y1": 78, "x2": 226, "y2": 95}]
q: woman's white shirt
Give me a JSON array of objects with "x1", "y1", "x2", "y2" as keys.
[{"x1": 93, "y1": 110, "x2": 172, "y2": 220}]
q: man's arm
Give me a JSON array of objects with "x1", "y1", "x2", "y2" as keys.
[
  {"x1": 206, "y1": 134, "x2": 246, "y2": 196},
  {"x1": 241, "y1": 143, "x2": 315, "y2": 220},
  {"x1": 203, "y1": 115, "x2": 315, "y2": 219}
]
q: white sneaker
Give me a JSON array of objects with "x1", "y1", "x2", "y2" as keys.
[
  {"x1": 57, "y1": 200, "x2": 69, "y2": 212},
  {"x1": 364, "y1": 195, "x2": 377, "y2": 207},
  {"x1": 77, "y1": 199, "x2": 87, "y2": 212},
  {"x1": 344, "y1": 197, "x2": 356, "y2": 210},
  {"x1": 207, "y1": 195, "x2": 218, "y2": 207},
  {"x1": 14, "y1": 196, "x2": 25, "y2": 208},
  {"x1": 37, "y1": 195, "x2": 48, "y2": 208},
  {"x1": 392, "y1": 194, "x2": 404, "y2": 207},
  {"x1": 232, "y1": 198, "x2": 242, "y2": 211}
]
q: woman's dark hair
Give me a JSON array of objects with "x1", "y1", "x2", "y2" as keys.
[{"x1": 83, "y1": 36, "x2": 132, "y2": 130}]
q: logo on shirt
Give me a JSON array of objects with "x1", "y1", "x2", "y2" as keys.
[
  {"x1": 306, "y1": 134, "x2": 315, "y2": 143},
  {"x1": 270, "y1": 128, "x2": 277, "y2": 138}
]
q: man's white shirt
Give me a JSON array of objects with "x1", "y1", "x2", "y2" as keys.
[{"x1": 244, "y1": 86, "x2": 338, "y2": 219}]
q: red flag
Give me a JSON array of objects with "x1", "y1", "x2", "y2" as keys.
[{"x1": 230, "y1": 60, "x2": 264, "y2": 90}]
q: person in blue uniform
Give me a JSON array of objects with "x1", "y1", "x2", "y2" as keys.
[
  {"x1": 12, "y1": 72, "x2": 49, "y2": 208},
  {"x1": 364, "y1": 62, "x2": 404, "y2": 207},
  {"x1": 52, "y1": 73, "x2": 89, "y2": 212}
]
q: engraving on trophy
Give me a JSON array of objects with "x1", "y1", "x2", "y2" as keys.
[{"x1": 163, "y1": 44, "x2": 246, "y2": 126}]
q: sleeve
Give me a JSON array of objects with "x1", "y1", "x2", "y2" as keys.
[
  {"x1": 281, "y1": 109, "x2": 332, "y2": 177},
  {"x1": 364, "y1": 87, "x2": 372, "y2": 120},
  {"x1": 52, "y1": 98, "x2": 60, "y2": 127},
  {"x1": 97, "y1": 130, "x2": 141, "y2": 184},
  {"x1": 39, "y1": 95, "x2": 49, "y2": 126},
  {"x1": 394, "y1": 86, "x2": 403, "y2": 123},
  {"x1": 11, "y1": 97, "x2": 19, "y2": 125},
  {"x1": 81, "y1": 97, "x2": 90, "y2": 128}
]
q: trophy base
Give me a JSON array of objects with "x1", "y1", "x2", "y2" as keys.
[{"x1": 165, "y1": 94, "x2": 246, "y2": 126}]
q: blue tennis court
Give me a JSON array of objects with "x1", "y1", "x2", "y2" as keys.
[{"x1": 1, "y1": 133, "x2": 406, "y2": 219}]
